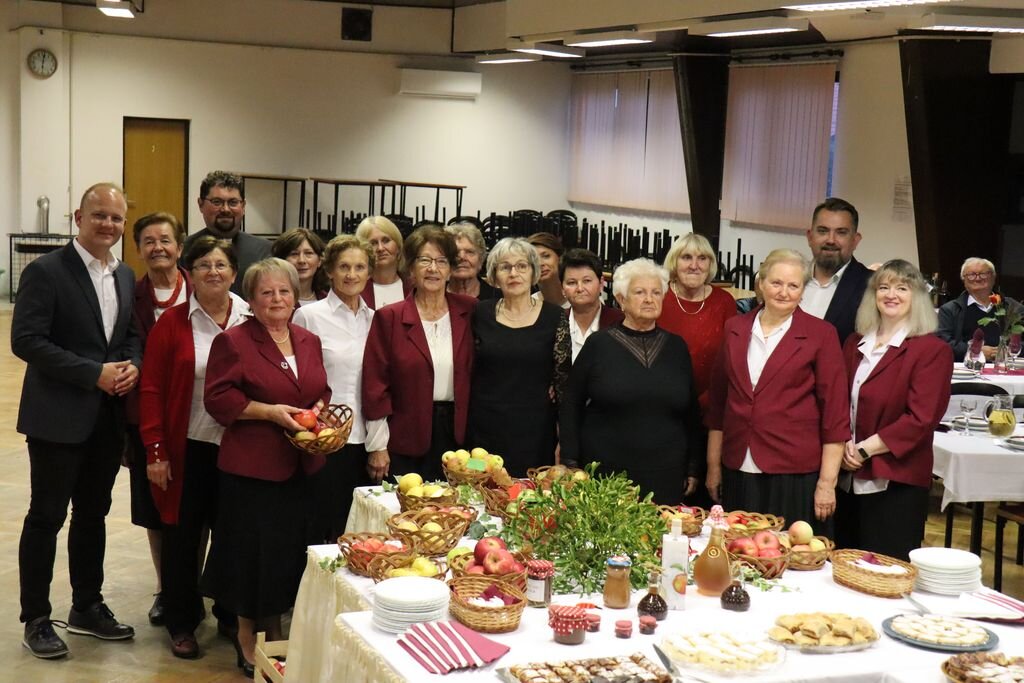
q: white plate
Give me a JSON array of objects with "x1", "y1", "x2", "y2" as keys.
[
  {"x1": 374, "y1": 576, "x2": 450, "y2": 605},
  {"x1": 909, "y1": 548, "x2": 982, "y2": 571}
]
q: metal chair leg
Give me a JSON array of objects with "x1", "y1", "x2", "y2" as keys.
[
  {"x1": 994, "y1": 516, "x2": 1006, "y2": 593},
  {"x1": 945, "y1": 506, "x2": 955, "y2": 548}
]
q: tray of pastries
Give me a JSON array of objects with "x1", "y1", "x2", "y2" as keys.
[
  {"x1": 660, "y1": 630, "x2": 785, "y2": 676},
  {"x1": 767, "y1": 612, "x2": 880, "y2": 653},
  {"x1": 942, "y1": 652, "x2": 1024, "y2": 682},
  {"x1": 883, "y1": 614, "x2": 998, "y2": 653},
  {"x1": 497, "y1": 653, "x2": 671, "y2": 683}
]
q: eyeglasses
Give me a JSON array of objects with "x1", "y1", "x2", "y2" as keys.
[
  {"x1": 415, "y1": 256, "x2": 450, "y2": 269},
  {"x1": 964, "y1": 271, "x2": 993, "y2": 281},
  {"x1": 497, "y1": 262, "x2": 531, "y2": 275},
  {"x1": 203, "y1": 197, "x2": 244, "y2": 210},
  {"x1": 192, "y1": 262, "x2": 232, "y2": 274}
]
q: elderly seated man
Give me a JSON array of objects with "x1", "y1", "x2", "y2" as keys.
[{"x1": 937, "y1": 257, "x2": 1022, "y2": 361}]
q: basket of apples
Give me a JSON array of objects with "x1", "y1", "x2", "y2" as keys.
[
  {"x1": 447, "y1": 537, "x2": 529, "y2": 591},
  {"x1": 367, "y1": 551, "x2": 447, "y2": 583},
  {"x1": 726, "y1": 530, "x2": 791, "y2": 580},
  {"x1": 395, "y1": 473, "x2": 460, "y2": 512},
  {"x1": 337, "y1": 533, "x2": 408, "y2": 577},
  {"x1": 526, "y1": 464, "x2": 589, "y2": 491},
  {"x1": 386, "y1": 509, "x2": 471, "y2": 557},
  {"x1": 448, "y1": 575, "x2": 526, "y2": 634},
  {"x1": 442, "y1": 447, "x2": 502, "y2": 487},
  {"x1": 474, "y1": 469, "x2": 535, "y2": 522},
  {"x1": 657, "y1": 505, "x2": 708, "y2": 537},
  {"x1": 779, "y1": 520, "x2": 834, "y2": 571},
  {"x1": 722, "y1": 510, "x2": 785, "y2": 541},
  {"x1": 284, "y1": 403, "x2": 354, "y2": 456}
]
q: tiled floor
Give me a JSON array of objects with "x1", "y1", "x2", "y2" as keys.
[{"x1": 0, "y1": 303, "x2": 1019, "y2": 681}]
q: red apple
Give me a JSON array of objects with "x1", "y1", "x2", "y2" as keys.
[
  {"x1": 508, "y1": 561, "x2": 526, "y2": 574},
  {"x1": 758, "y1": 547, "x2": 783, "y2": 559},
  {"x1": 753, "y1": 530, "x2": 780, "y2": 551},
  {"x1": 728, "y1": 537, "x2": 759, "y2": 556},
  {"x1": 789, "y1": 521, "x2": 814, "y2": 545},
  {"x1": 466, "y1": 565, "x2": 486, "y2": 575},
  {"x1": 483, "y1": 549, "x2": 516, "y2": 575},
  {"x1": 474, "y1": 536, "x2": 507, "y2": 563},
  {"x1": 463, "y1": 559, "x2": 479, "y2": 571},
  {"x1": 294, "y1": 409, "x2": 317, "y2": 430}
]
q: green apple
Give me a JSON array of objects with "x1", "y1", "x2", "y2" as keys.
[{"x1": 447, "y1": 546, "x2": 472, "y2": 565}]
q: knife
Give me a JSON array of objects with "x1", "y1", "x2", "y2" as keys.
[{"x1": 652, "y1": 643, "x2": 696, "y2": 682}]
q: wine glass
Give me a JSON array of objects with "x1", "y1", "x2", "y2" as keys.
[
  {"x1": 1010, "y1": 336, "x2": 1022, "y2": 372},
  {"x1": 959, "y1": 398, "x2": 978, "y2": 435}
]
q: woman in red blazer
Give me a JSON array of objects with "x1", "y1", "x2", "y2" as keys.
[
  {"x1": 356, "y1": 216, "x2": 413, "y2": 309},
  {"x1": 836, "y1": 260, "x2": 953, "y2": 560},
  {"x1": 362, "y1": 226, "x2": 476, "y2": 483},
  {"x1": 139, "y1": 236, "x2": 249, "y2": 659},
  {"x1": 706, "y1": 249, "x2": 850, "y2": 531},
  {"x1": 202, "y1": 257, "x2": 330, "y2": 676}
]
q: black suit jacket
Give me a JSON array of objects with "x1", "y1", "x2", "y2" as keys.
[
  {"x1": 823, "y1": 257, "x2": 872, "y2": 345},
  {"x1": 12, "y1": 242, "x2": 141, "y2": 444}
]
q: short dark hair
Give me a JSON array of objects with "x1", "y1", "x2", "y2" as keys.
[
  {"x1": 183, "y1": 235, "x2": 238, "y2": 273},
  {"x1": 559, "y1": 248, "x2": 603, "y2": 282},
  {"x1": 527, "y1": 232, "x2": 564, "y2": 257},
  {"x1": 200, "y1": 171, "x2": 245, "y2": 200},
  {"x1": 812, "y1": 197, "x2": 859, "y2": 230},
  {"x1": 402, "y1": 225, "x2": 457, "y2": 277},
  {"x1": 132, "y1": 211, "x2": 185, "y2": 247},
  {"x1": 272, "y1": 228, "x2": 329, "y2": 294}
]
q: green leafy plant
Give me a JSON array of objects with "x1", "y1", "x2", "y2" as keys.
[{"x1": 500, "y1": 462, "x2": 664, "y2": 596}]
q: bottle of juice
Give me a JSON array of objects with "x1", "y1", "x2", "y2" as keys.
[
  {"x1": 661, "y1": 517, "x2": 688, "y2": 610},
  {"x1": 693, "y1": 524, "x2": 732, "y2": 597}
]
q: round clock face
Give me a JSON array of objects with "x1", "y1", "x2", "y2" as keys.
[{"x1": 27, "y1": 49, "x2": 57, "y2": 78}]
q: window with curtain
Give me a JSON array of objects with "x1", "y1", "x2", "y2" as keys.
[
  {"x1": 569, "y1": 70, "x2": 690, "y2": 214},
  {"x1": 720, "y1": 61, "x2": 838, "y2": 232}
]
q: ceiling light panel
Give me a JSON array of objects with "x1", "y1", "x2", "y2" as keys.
[
  {"x1": 913, "y1": 13, "x2": 1024, "y2": 33},
  {"x1": 690, "y1": 17, "x2": 810, "y2": 38},
  {"x1": 565, "y1": 31, "x2": 655, "y2": 48},
  {"x1": 96, "y1": 0, "x2": 135, "y2": 18},
  {"x1": 509, "y1": 42, "x2": 585, "y2": 58},
  {"x1": 783, "y1": 0, "x2": 958, "y2": 11},
  {"x1": 476, "y1": 53, "x2": 541, "y2": 64}
]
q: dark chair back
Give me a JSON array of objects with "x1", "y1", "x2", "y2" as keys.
[{"x1": 950, "y1": 382, "x2": 1009, "y2": 397}]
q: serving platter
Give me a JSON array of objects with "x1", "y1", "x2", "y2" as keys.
[{"x1": 882, "y1": 616, "x2": 998, "y2": 653}]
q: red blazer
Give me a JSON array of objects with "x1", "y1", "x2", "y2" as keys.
[
  {"x1": 362, "y1": 292, "x2": 476, "y2": 457},
  {"x1": 563, "y1": 305, "x2": 624, "y2": 330},
  {"x1": 360, "y1": 277, "x2": 413, "y2": 310},
  {"x1": 843, "y1": 332, "x2": 953, "y2": 488},
  {"x1": 204, "y1": 318, "x2": 330, "y2": 481},
  {"x1": 706, "y1": 308, "x2": 851, "y2": 474}
]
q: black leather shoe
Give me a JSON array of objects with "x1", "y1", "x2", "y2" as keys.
[
  {"x1": 147, "y1": 593, "x2": 164, "y2": 626},
  {"x1": 67, "y1": 603, "x2": 135, "y2": 640},
  {"x1": 23, "y1": 617, "x2": 69, "y2": 659}
]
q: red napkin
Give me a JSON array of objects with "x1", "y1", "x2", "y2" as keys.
[{"x1": 398, "y1": 620, "x2": 510, "y2": 674}]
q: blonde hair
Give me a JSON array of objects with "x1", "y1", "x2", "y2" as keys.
[
  {"x1": 759, "y1": 249, "x2": 810, "y2": 285},
  {"x1": 663, "y1": 232, "x2": 718, "y2": 284},
  {"x1": 242, "y1": 257, "x2": 299, "y2": 302},
  {"x1": 486, "y1": 238, "x2": 541, "y2": 286},
  {"x1": 855, "y1": 259, "x2": 937, "y2": 338},
  {"x1": 356, "y1": 216, "x2": 404, "y2": 273},
  {"x1": 612, "y1": 258, "x2": 669, "y2": 299}
]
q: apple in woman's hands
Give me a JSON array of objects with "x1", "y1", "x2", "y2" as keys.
[{"x1": 294, "y1": 409, "x2": 317, "y2": 430}]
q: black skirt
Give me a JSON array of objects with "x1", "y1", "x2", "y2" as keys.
[
  {"x1": 201, "y1": 471, "x2": 311, "y2": 620},
  {"x1": 721, "y1": 467, "x2": 834, "y2": 539},
  {"x1": 309, "y1": 442, "x2": 369, "y2": 544}
]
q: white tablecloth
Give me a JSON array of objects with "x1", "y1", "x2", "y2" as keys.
[
  {"x1": 952, "y1": 363, "x2": 1024, "y2": 395},
  {"x1": 933, "y1": 426, "x2": 1024, "y2": 509},
  {"x1": 345, "y1": 486, "x2": 402, "y2": 534}
]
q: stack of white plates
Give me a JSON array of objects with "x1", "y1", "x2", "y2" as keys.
[
  {"x1": 909, "y1": 547, "x2": 982, "y2": 596},
  {"x1": 372, "y1": 576, "x2": 450, "y2": 634}
]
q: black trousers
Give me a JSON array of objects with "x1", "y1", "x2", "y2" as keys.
[
  {"x1": 388, "y1": 402, "x2": 456, "y2": 483},
  {"x1": 162, "y1": 440, "x2": 220, "y2": 635},
  {"x1": 20, "y1": 402, "x2": 122, "y2": 623},
  {"x1": 834, "y1": 481, "x2": 929, "y2": 561},
  {"x1": 309, "y1": 442, "x2": 369, "y2": 544}
]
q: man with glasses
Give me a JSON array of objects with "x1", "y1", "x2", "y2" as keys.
[
  {"x1": 13, "y1": 183, "x2": 141, "y2": 658},
  {"x1": 938, "y1": 257, "x2": 1021, "y2": 360},
  {"x1": 182, "y1": 171, "x2": 270, "y2": 297}
]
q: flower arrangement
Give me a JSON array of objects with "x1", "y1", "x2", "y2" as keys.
[{"x1": 977, "y1": 293, "x2": 1023, "y2": 341}]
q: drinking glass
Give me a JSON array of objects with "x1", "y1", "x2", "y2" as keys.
[
  {"x1": 959, "y1": 398, "x2": 978, "y2": 435},
  {"x1": 1010, "y1": 337, "x2": 1022, "y2": 372}
]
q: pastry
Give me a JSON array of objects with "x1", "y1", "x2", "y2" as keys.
[{"x1": 768, "y1": 612, "x2": 879, "y2": 650}]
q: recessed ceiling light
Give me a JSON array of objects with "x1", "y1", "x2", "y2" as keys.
[
  {"x1": 565, "y1": 31, "x2": 655, "y2": 48},
  {"x1": 508, "y1": 42, "x2": 585, "y2": 59},
  {"x1": 913, "y1": 13, "x2": 1024, "y2": 33},
  {"x1": 690, "y1": 17, "x2": 810, "y2": 38},
  {"x1": 96, "y1": 0, "x2": 136, "y2": 18},
  {"x1": 783, "y1": 0, "x2": 957, "y2": 11},
  {"x1": 475, "y1": 52, "x2": 541, "y2": 64}
]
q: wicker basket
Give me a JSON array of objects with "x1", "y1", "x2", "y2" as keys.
[
  {"x1": 283, "y1": 403, "x2": 354, "y2": 456},
  {"x1": 526, "y1": 465, "x2": 587, "y2": 491},
  {"x1": 727, "y1": 548, "x2": 790, "y2": 580},
  {"x1": 788, "y1": 536, "x2": 835, "y2": 571},
  {"x1": 448, "y1": 576, "x2": 527, "y2": 634},
  {"x1": 831, "y1": 548, "x2": 917, "y2": 598},
  {"x1": 397, "y1": 485, "x2": 460, "y2": 512},
  {"x1": 657, "y1": 505, "x2": 708, "y2": 537},
  {"x1": 476, "y1": 484, "x2": 513, "y2": 521},
  {"x1": 386, "y1": 509, "x2": 470, "y2": 557},
  {"x1": 337, "y1": 533, "x2": 409, "y2": 577},
  {"x1": 722, "y1": 511, "x2": 785, "y2": 541},
  {"x1": 367, "y1": 551, "x2": 448, "y2": 583},
  {"x1": 448, "y1": 550, "x2": 529, "y2": 591},
  {"x1": 443, "y1": 461, "x2": 492, "y2": 487}
]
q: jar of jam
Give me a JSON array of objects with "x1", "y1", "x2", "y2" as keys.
[
  {"x1": 526, "y1": 559, "x2": 555, "y2": 608},
  {"x1": 548, "y1": 605, "x2": 588, "y2": 645},
  {"x1": 602, "y1": 555, "x2": 632, "y2": 609},
  {"x1": 720, "y1": 580, "x2": 751, "y2": 612}
]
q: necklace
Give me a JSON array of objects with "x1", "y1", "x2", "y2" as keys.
[
  {"x1": 672, "y1": 283, "x2": 708, "y2": 315},
  {"x1": 150, "y1": 270, "x2": 184, "y2": 309},
  {"x1": 270, "y1": 328, "x2": 290, "y2": 344},
  {"x1": 498, "y1": 297, "x2": 535, "y2": 322}
]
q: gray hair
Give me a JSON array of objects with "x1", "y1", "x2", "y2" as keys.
[
  {"x1": 855, "y1": 259, "x2": 937, "y2": 338},
  {"x1": 446, "y1": 223, "x2": 488, "y2": 262},
  {"x1": 485, "y1": 237, "x2": 541, "y2": 286},
  {"x1": 759, "y1": 248, "x2": 811, "y2": 285},
  {"x1": 612, "y1": 258, "x2": 669, "y2": 299},
  {"x1": 242, "y1": 257, "x2": 299, "y2": 302},
  {"x1": 960, "y1": 257, "x2": 996, "y2": 281},
  {"x1": 663, "y1": 232, "x2": 719, "y2": 284}
]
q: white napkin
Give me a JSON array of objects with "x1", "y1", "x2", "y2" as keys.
[{"x1": 951, "y1": 589, "x2": 1024, "y2": 621}]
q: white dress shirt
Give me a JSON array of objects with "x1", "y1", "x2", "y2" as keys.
[
  {"x1": 966, "y1": 294, "x2": 992, "y2": 313},
  {"x1": 152, "y1": 283, "x2": 188, "y2": 321},
  {"x1": 569, "y1": 306, "x2": 602, "y2": 363},
  {"x1": 843, "y1": 326, "x2": 908, "y2": 494},
  {"x1": 800, "y1": 260, "x2": 852, "y2": 319},
  {"x1": 373, "y1": 280, "x2": 405, "y2": 309},
  {"x1": 187, "y1": 292, "x2": 251, "y2": 444},
  {"x1": 739, "y1": 310, "x2": 794, "y2": 473},
  {"x1": 293, "y1": 290, "x2": 373, "y2": 444},
  {"x1": 73, "y1": 238, "x2": 119, "y2": 343}
]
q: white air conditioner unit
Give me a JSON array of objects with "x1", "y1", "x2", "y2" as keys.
[{"x1": 398, "y1": 69, "x2": 482, "y2": 100}]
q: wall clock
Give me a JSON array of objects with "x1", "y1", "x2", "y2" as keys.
[{"x1": 27, "y1": 48, "x2": 58, "y2": 78}]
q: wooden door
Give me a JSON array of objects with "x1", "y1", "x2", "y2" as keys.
[{"x1": 122, "y1": 118, "x2": 189, "y2": 277}]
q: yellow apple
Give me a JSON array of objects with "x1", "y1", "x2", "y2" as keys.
[
  {"x1": 808, "y1": 538, "x2": 826, "y2": 552},
  {"x1": 470, "y1": 447, "x2": 489, "y2": 459},
  {"x1": 455, "y1": 449, "x2": 470, "y2": 460},
  {"x1": 421, "y1": 484, "x2": 441, "y2": 497},
  {"x1": 398, "y1": 472, "x2": 423, "y2": 494},
  {"x1": 405, "y1": 485, "x2": 424, "y2": 498},
  {"x1": 421, "y1": 521, "x2": 443, "y2": 533},
  {"x1": 411, "y1": 557, "x2": 439, "y2": 577},
  {"x1": 396, "y1": 520, "x2": 419, "y2": 532},
  {"x1": 317, "y1": 427, "x2": 336, "y2": 438},
  {"x1": 294, "y1": 431, "x2": 316, "y2": 441}
]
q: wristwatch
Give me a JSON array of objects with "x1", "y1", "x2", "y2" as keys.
[{"x1": 857, "y1": 447, "x2": 871, "y2": 461}]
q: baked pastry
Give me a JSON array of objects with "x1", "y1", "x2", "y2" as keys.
[
  {"x1": 768, "y1": 612, "x2": 879, "y2": 649},
  {"x1": 944, "y1": 652, "x2": 1024, "y2": 683},
  {"x1": 660, "y1": 631, "x2": 781, "y2": 674},
  {"x1": 889, "y1": 615, "x2": 989, "y2": 647},
  {"x1": 505, "y1": 653, "x2": 672, "y2": 683}
]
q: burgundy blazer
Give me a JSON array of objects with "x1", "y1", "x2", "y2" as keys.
[
  {"x1": 843, "y1": 332, "x2": 953, "y2": 488},
  {"x1": 563, "y1": 305, "x2": 624, "y2": 330},
  {"x1": 360, "y1": 277, "x2": 413, "y2": 310},
  {"x1": 204, "y1": 317, "x2": 330, "y2": 481},
  {"x1": 706, "y1": 308, "x2": 851, "y2": 474},
  {"x1": 362, "y1": 292, "x2": 476, "y2": 457}
]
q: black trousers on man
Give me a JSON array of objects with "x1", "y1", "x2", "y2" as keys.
[{"x1": 19, "y1": 402, "x2": 122, "y2": 623}]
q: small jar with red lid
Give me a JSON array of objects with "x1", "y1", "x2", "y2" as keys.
[
  {"x1": 548, "y1": 605, "x2": 588, "y2": 645},
  {"x1": 526, "y1": 559, "x2": 555, "y2": 608}
]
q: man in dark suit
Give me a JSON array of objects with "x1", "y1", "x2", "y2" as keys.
[
  {"x1": 560, "y1": 248, "x2": 624, "y2": 362},
  {"x1": 800, "y1": 197, "x2": 873, "y2": 344},
  {"x1": 181, "y1": 171, "x2": 271, "y2": 297},
  {"x1": 12, "y1": 183, "x2": 140, "y2": 658}
]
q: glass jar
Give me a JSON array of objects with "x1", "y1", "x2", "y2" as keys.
[
  {"x1": 603, "y1": 555, "x2": 632, "y2": 609},
  {"x1": 526, "y1": 559, "x2": 554, "y2": 608},
  {"x1": 637, "y1": 571, "x2": 668, "y2": 621},
  {"x1": 693, "y1": 525, "x2": 733, "y2": 597},
  {"x1": 549, "y1": 605, "x2": 587, "y2": 645}
]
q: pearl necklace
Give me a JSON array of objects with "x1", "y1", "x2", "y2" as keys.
[{"x1": 497, "y1": 297, "x2": 535, "y2": 322}]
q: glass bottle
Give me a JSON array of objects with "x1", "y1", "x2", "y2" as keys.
[
  {"x1": 995, "y1": 338, "x2": 1009, "y2": 375},
  {"x1": 602, "y1": 555, "x2": 632, "y2": 609},
  {"x1": 693, "y1": 525, "x2": 733, "y2": 597},
  {"x1": 637, "y1": 570, "x2": 668, "y2": 621}
]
